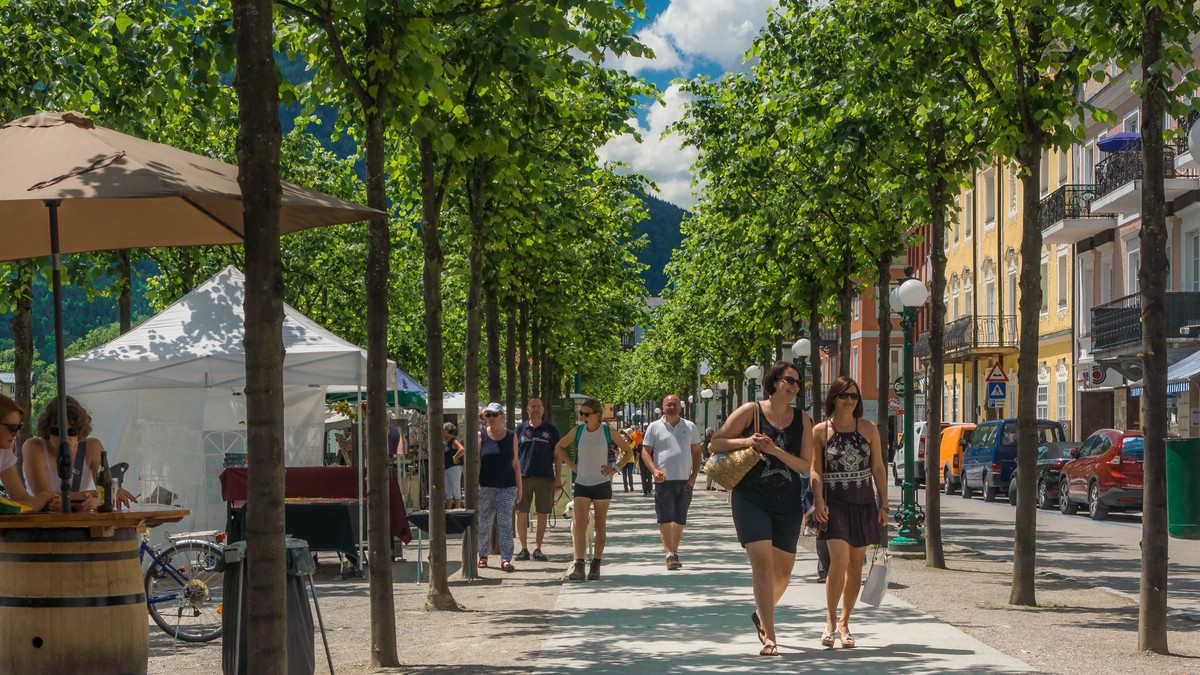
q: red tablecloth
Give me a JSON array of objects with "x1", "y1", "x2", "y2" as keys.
[{"x1": 219, "y1": 466, "x2": 410, "y2": 543}]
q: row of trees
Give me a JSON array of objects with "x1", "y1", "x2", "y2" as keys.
[
  {"x1": 4, "y1": 0, "x2": 662, "y2": 669},
  {"x1": 642, "y1": 0, "x2": 1197, "y2": 654}
]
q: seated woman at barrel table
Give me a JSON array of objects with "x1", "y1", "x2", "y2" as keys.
[
  {"x1": 0, "y1": 393, "x2": 60, "y2": 512},
  {"x1": 22, "y1": 396, "x2": 136, "y2": 510}
]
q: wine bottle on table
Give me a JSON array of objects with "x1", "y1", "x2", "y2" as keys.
[{"x1": 97, "y1": 451, "x2": 114, "y2": 513}]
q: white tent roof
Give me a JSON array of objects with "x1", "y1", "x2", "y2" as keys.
[{"x1": 66, "y1": 266, "x2": 394, "y2": 393}]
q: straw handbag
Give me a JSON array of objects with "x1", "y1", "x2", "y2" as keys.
[{"x1": 703, "y1": 404, "x2": 765, "y2": 490}]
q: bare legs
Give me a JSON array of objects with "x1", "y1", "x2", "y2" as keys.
[
  {"x1": 516, "y1": 511, "x2": 548, "y2": 552},
  {"x1": 745, "y1": 540, "x2": 797, "y2": 646},
  {"x1": 658, "y1": 522, "x2": 684, "y2": 554},
  {"x1": 824, "y1": 539, "x2": 866, "y2": 636},
  {"x1": 571, "y1": 497, "x2": 610, "y2": 561}
]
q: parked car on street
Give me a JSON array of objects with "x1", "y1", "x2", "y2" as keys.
[
  {"x1": 938, "y1": 423, "x2": 976, "y2": 495},
  {"x1": 1006, "y1": 441, "x2": 1082, "y2": 509},
  {"x1": 961, "y1": 418, "x2": 1066, "y2": 502},
  {"x1": 1059, "y1": 429, "x2": 1159, "y2": 520},
  {"x1": 894, "y1": 421, "x2": 951, "y2": 486}
]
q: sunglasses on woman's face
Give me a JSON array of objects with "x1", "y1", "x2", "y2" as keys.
[
  {"x1": 578, "y1": 410, "x2": 596, "y2": 418},
  {"x1": 2, "y1": 423, "x2": 22, "y2": 434},
  {"x1": 779, "y1": 375, "x2": 801, "y2": 387},
  {"x1": 836, "y1": 392, "x2": 860, "y2": 401},
  {"x1": 484, "y1": 412, "x2": 500, "y2": 418}
]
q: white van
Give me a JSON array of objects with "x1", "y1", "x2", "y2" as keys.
[{"x1": 892, "y1": 421, "x2": 949, "y2": 486}]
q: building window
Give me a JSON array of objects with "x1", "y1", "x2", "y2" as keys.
[
  {"x1": 1124, "y1": 111, "x2": 1140, "y2": 133},
  {"x1": 984, "y1": 169, "x2": 996, "y2": 226},
  {"x1": 964, "y1": 188, "x2": 974, "y2": 239},
  {"x1": 1057, "y1": 248, "x2": 1069, "y2": 309},
  {"x1": 1081, "y1": 140, "x2": 1095, "y2": 185},
  {"x1": 1057, "y1": 381, "x2": 1068, "y2": 422},
  {"x1": 1008, "y1": 168, "x2": 1018, "y2": 216},
  {"x1": 1037, "y1": 384, "x2": 1049, "y2": 419},
  {"x1": 1058, "y1": 148, "x2": 1069, "y2": 185},
  {"x1": 963, "y1": 276, "x2": 973, "y2": 318},
  {"x1": 1040, "y1": 255, "x2": 1049, "y2": 314},
  {"x1": 953, "y1": 196, "x2": 961, "y2": 245},
  {"x1": 1040, "y1": 150, "x2": 1049, "y2": 195},
  {"x1": 1126, "y1": 238, "x2": 1141, "y2": 296},
  {"x1": 851, "y1": 346, "x2": 859, "y2": 383}
]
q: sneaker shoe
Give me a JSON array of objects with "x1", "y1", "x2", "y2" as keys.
[
  {"x1": 568, "y1": 560, "x2": 586, "y2": 581},
  {"x1": 532, "y1": 549, "x2": 549, "y2": 562},
  {"x1": 666, "y1": 553, "x2": 682, "y2": 571},
  {"x1": 587, "y1": 559, "x2": 602, "y2": 580},
  {"x1": 515, "y1": 549, "x2": 531, "y2": 561}
]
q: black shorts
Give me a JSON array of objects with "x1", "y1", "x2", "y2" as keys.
[
  {"x1": 574, "y1": 481, "x2": 613, "y2": 501},
  {"x1": 730, "y1": 489, "x2": 804, "y2": 554},
  {"x1": 654, "y1": 480, "x2": 693, "y2": 525}
]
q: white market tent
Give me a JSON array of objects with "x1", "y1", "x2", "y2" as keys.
[{"x1": 65, "y1": 266, "x2": 396, "y2": 539}]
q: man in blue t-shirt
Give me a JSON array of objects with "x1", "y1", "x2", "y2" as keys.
[{"x1": 514, "y1": 398, "x2": 561, "y2": 561}]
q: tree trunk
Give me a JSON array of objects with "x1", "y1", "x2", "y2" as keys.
[
  {"x1": 232, "y1": 1, "x2": 287, "y2": 670},
  {"x1": 363, "y1": 107, "x2": 399, "y2": 664},
  {"x1": 925, "y1": 157, "x2": 948, "y2": 569},
  {"x1": 1137, "y1": 9, "x2": 1169, "y2": 652},
  {"x1": 810, "y1": 286, "x2": 823, "y2": 421},
  {"x1": 462, "y1": 158, "x2": 487, "y2": 581},
  {"x1": 519, "y1": 301, "x2": 529, "y2": 409},
  {"x1": 418, "y1": 125, "x2": 457, "y2": 611},
  {"x1": 485, "y1": 281, "x2": 502, "y2": 402},
  {"x1": 506, "y1": 304, "x2": 517, "y2": 420},
  {"x1": 11, "y1": 262, "x2": 34, "y2": 473},
  {"x1": 1011, "y1": 151, "x2": 1044, "y2": 606},
  {"x1": 118, "y1": 249, "x2": 132, "y2": 334}
]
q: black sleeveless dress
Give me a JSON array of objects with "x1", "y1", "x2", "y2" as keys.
[
  {"x1": 734, "y1": 402, "x2": 807, "y2": 513},
  {"x1": 817, "y1": 420, "x2": 881, "y2": 547}
]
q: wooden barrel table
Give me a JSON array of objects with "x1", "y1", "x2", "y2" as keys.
[{"x1": 0, "y1": 508, "x2": 187, "y2": 675}]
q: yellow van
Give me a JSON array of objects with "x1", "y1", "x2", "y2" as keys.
[{"x1": 939, "y1": 423, "x2": 976, "y2": 494}]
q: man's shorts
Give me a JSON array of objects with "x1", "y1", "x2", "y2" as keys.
[
  {"x1": 654, "y1": 479, "x2": 694, "y2": 525},
  {"x1": 517, "y1": 475, "x2": 555, "y2": 514}
]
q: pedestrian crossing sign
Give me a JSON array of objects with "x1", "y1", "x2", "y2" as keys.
[{"x1": 988, "y1": 382, "x2": 1006, "y2": 400}]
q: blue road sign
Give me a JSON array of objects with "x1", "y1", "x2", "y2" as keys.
[{"x1": 988, "y1": 382, "x2": 1006, "y2": 401}]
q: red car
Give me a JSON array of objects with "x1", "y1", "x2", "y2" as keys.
[{"x1": 1059, "y1": 429, "x2": 1146, "y2": 520}]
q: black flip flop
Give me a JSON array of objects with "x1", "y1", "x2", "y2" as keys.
[{"x1": 751, "y1": 611, "x2": 765, "y2": 645}]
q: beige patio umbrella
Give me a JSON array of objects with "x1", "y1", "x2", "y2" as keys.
[{"x1": 0, "y1": 111, "x2": 382, "y2": 510}]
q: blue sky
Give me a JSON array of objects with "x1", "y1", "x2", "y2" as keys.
[{"x1": 596, "y1": 0, "x2": 779, "y2": 209}]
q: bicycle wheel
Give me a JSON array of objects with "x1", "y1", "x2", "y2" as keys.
[{"x1": 144, "y1": 540, "x2": 224, "y2": 642}]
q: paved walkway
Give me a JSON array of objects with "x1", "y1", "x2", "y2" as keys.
[{"x1": 536, "y1": 488, "x2": 1034, "y2": 673}]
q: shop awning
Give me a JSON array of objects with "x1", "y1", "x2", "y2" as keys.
[{"x1": 1129, "y1": 349, "x2": 1200, "y2": 397}]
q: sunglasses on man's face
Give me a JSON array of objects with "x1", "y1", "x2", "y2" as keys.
[
  {"x1": 2, "y1": 423, "x2": 22, "y2": 434},
  {"x1": 779, "y1": 375, "x2": 801, "y2": 387},
  {"x1": 836, "y1": 392, "x2": 861, "y2": 401},
  {"x1": 484, "y1": 412, "x2": 501, "y2": 418},
  {"x1": 50, "y1": 427, "x2": 80, "y2": 436}
]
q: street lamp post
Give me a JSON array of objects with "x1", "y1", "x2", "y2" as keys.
[
  {"x1": 688, "y1": 394, "x2": 695, "y2": 420},
  {"x1": 745, "y1": 364, "x2": 762, "y2": 404},
  {"x1": 790, "y1": 332, "x2": 812, "y2": 412},
  {"x1": 889, "y1": 274, "x2": 931, "y2": 555},
  {"x1": 717, "y1": 380, "x2": 729, "y2": 425},
  {"x1": 701, "y1": 388, "x2": 713, "y2": 430}
]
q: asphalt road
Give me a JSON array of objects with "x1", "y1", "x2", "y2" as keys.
[{"x1": 906, "y1": 485, "x2": 1200, "y2": 620}]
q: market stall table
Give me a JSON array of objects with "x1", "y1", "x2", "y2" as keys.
[{"x1": 0, "y1": 507, "x2": 187, "y2": 675}]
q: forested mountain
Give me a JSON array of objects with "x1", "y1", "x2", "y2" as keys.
[{"x1": 636, "y1": 193, "x2": 688, "y2": 295}]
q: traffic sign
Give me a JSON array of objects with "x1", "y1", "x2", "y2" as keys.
[
  {"x1": 892, "y1": 377, "x2": 905, "y2": 396},
  {"x1": 988, "y1": 398, "x2": 1005, "y2": 409},
  {"x1": 985, "y1": 363, "x2": 1008, "y2": 382},
  {"x1": 987, "y1": 382, "x2": 1007, "y2": 400}
]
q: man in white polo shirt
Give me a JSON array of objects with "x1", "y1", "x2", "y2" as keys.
[{"x1": 641, "y1": 394, "x2": 702, "y2": 570}]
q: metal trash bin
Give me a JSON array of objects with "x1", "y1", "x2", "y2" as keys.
[
  {"x1": 222, "y1": 537, "x2": 317, "y2": 674},
  {"x1": 1167, "y1": 438, "x2": 1200, "y2": 540}
]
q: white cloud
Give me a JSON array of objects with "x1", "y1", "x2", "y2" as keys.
[
  {"x1": 651, "y1": 0, "x2": 776, "y2": 71},
  {"x1": 607, "y1": 29, "x2": 686, "y2": 76},
  {"x1": 597, "y1": 83, "x2": 699, "y2": 209}
]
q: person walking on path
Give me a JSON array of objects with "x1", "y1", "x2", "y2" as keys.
[
  {"x1": 442, "y1": 423, "x2": 466, "y2": 510},
  {"x1": 633, "y1": 425, "x2": 652, "y2": 496},
  {"x1": 514, "y1": 397, "x2": 561, "y2": 562},
  {"x1": 619, "y1": 429, "x2": 636, "y2": 492},
  {"x1": 478, "y1": 402, "x2": 522, "y2": 572},
  {"x1": 702, "y1": 427, "x2": 716, "y2": 490},
  {"x1": 554, "y1": 398, "x2": 634, "y2": 581},
  {"x1": 710, "y1": 361, "x2": 812, "y2": 656},
  {"x1": 641, "y1": 395, "x2": 702, "y2": 571},
  {"x1": 811, "y1": 376, "x2": 887, "y2": 649}
]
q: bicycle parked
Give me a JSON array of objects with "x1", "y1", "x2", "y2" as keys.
[{"x1": 141, "y1": 528, "x2": 225, "y2": 643}]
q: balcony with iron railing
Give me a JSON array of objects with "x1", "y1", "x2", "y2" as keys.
[
  {"x1": 1091, "y1": 292, "x2": 1200, "y2": 351},
  {"x1": 1039, "y1": 184, "x2": 1116, "y2": 245},
  {"x1": 1177, "y1": 110, "x2": 1199, "y2": 171},
  {"x1": 914, "y1": 315, "x2": 1018, "y2": 362},
  {"x1": 1091, "y1": 144, "x2": 1199, "y2": 213}
]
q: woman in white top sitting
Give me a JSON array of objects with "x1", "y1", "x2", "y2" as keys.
[
  {"x1": 554, "y1": 398, "x2": 633, "y2": 582},
  {"x1": 22, "y1": 396, "x2": 135, "y2": 510},
  {"x1": 0, "y1": 394, "x2": 59, "y2": 512}
]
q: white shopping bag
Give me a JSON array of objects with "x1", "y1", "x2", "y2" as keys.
[{"x1": 860, "y1": 547, "x2": 890, "y2": 607}]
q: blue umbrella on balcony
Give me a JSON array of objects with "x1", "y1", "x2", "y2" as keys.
[{"x1": 1097, "y1": 131, "x2": 1141, "y2": 152}]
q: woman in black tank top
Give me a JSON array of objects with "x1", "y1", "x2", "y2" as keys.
[{"x1": 709, "y1": 361, "x2": 813, "y2": 656}]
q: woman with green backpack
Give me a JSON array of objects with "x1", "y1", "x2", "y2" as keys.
[{"x1": 554, "y1": 398, "x2": 634, "y2": 581}]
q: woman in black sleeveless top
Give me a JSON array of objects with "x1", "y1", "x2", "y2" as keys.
[
  {"x1": 811, "y1": 376, "x2": 888, "y2": 649},
  {"x1": 710, "y1": 361, "x2": 812, "y2": 657}
]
